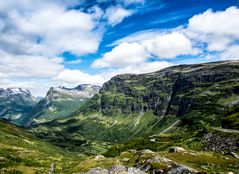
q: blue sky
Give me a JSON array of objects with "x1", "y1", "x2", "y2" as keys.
[{"x1": 0, "y1": 0, "x2": 238, "y2": 96}]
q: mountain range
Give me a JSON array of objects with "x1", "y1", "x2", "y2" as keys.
[
  {"x1": 0, "y1": 84, "x2": 100, "y2": 126},
  {"x1": 0, "y1": 61, "x2": 239, "y2": 174}
]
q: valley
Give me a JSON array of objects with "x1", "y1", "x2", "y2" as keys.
[{"x1": 0, "y1": 61, "x2": 239, "y2": 174}]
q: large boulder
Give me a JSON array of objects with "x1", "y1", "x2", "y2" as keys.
[{"x1": 167, "y1": 164, "x2": 198, "y2": 174}]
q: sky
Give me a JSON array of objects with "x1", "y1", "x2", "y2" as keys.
[{"x1": 0, "y1": 0, "x2": 239, "y2": 96}]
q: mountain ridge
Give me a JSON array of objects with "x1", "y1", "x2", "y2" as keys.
[
  {"x1": 0, "y1": 87, "x2": 37, "y2": 125},
  {"x1": 24, "y1": 84, "x2": 101, "y2": 126}
]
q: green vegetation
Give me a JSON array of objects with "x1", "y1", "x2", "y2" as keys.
[
  {"x1": 222, "y1": 106, "x2": 239, "y2": 129},
  {"x1": 0, "y1": 120, "x2": 83, "y2": 174},
  {"x1": 2, "y1": 61, "x2": 239, "y2": 173}
]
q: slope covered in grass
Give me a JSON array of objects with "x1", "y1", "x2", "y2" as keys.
[{"x1": 0, "y1": 120, "x2": 83, "y2": 174}]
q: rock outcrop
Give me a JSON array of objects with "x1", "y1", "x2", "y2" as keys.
[{"x1": 202, "y1": 131, "x2": 239, "y2": 153}]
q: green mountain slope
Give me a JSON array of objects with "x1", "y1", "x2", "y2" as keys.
[
  {"x1": 0, "y1": 120, "x2": 83, "y2": 174},
  {"x1": 0, "y1": 88, "x2": 38, "y2": 125},
  {"x1": 80, "y1": 61, "x2": 239, "y2": 130},
  {"x1": 3, "y1": 61, "x2": 239, "y2": 174},
  {"x1": 31, "y1": 61, "x2": 239, "y2": 150}
]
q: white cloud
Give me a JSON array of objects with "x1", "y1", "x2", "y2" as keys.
[
  {"x1": 102, "y1": 61, "x2": 172, "y2": 79},
  {"x1": 143, "y1": 32, "x2": 198, "y2": 59},
  {"x1": 55, "y1": 69, "x2": 106, "y2": 84},
  {"x1": 0, "y1": 50, "x2": 63, "y2": 78},
  {"x1": 105, "y1": 6, "x2": 133, "y2": 26},
  {"x1": 187, "y1": 6, "x2": 239, "y2": 51},
  {"x1": 0, "y1": 0, "x2": 101, "y2": 56},
  {"x1": 111, "y1": 29, "x2": 162, "y2": 46},
  {"x1": 110, "y1": 30, "x2": 198, "y2": 59},
  {"x1": 220, "y1": 45, "x2": 239, "y2": 60},
  {"x1": 92, "y1": 42, "x2": 149, "y2": 68}
]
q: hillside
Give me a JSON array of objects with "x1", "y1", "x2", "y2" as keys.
[
  {"x1": 3, "y1": 61, "x2": 239, "y2": 174},
  {"x1": 81, "y1": 61, "x2": 239, "y2": 130},
  {"x1": 0, "y1": 120, "x2": 83, "y2": 174},
  {"x1": 31, "y1": 61, "x2": 239, "y2": 149},
  {"x1": 2, "y1": 119, "x2": 238, "y2": 173}
]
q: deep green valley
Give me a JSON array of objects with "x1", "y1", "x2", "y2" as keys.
[{"x1": 1, "y1": 61, "x2": 239, "y2": 174}]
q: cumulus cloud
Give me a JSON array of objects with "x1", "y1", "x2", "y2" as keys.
[
  {"x1": 187, "y1": 6, "x2": 239, "y2": 52},
  {"x1": 110, "y1": 30, "x2": 198, "y2": 59},
  {"x1": 92, "y1": 42, "x2": 149, "y2": 68},
  {"x1": 220, "y1": 45, "x2": 239, "y2": 60},
  {"x1": 105, "y1": 6, "x2": 133, "y2": 26},
  {"x1": 0, "y1": 0, "x2": 101, "y2": 56},
  {"x1": 0, "y1": 50, "x2": 63, "y2": 78},
  {"x1": 143, "y1": 32, "x2": 198, "y2": 59},
  {"x1": 55, "y1": 69, "x2": 106, "y2": 84},
  {"x1": 102, "y1": 61, "x2": 172, "y2": 79}
]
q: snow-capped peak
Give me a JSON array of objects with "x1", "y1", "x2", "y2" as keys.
[
  {"x1": 7, "y1": 88, "x2": 30, "y2": 95},
  {"x1": 46, "y1": 84, "x2": 101, "y2": 99}
]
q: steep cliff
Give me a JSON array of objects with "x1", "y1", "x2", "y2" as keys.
[{"x1": 81, "y1": 61, "x2": 239, "y2": 129}]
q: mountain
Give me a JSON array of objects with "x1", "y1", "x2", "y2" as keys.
[
  {"x1": 29, "y1": 61, "x2": 239, "y2": 173},
  {"x1": 25, "y1": 84, "x2": 101, "y2": 126},
  {"x1": 0, "y1": 87, "x2": 37, "y2": 125},
  {"x1": 2, "y1": 61, "x2": 239, "y2": 173},
  {"x1": 31, "y1": 61, "x2": 239, "y2": 144},
  {"x1": 81, "y1": 60, "x2": 239, "y2": 130}
]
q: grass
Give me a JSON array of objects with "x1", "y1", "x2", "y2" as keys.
[
  {"x1": 163, "y1": 151, "x2": 239, "y2": 173},
  {"x1": 0, "y1": 120, "x2": 83, "y2": 174}
]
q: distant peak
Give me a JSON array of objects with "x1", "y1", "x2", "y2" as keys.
[{"x1": 0, "y1": 87, "x2": 32, "y2": 96}]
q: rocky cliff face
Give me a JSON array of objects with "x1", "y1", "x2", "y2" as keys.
[
  {"x1": 0, "y1": 88, "x2": 37, "y2": 125},
  {"x1": 25, "y1": 84, "x2": 101, "y2": 126},
  {"x1": 82, "y1": 61, "x2": 239, "y2": 129}
]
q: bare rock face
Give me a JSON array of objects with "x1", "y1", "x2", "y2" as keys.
[{"x1": 78, "y1": 165, "x2": 146, "y2": 174}]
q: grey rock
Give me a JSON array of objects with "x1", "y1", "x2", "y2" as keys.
[
  {"x1": 81, "y1": 167, "x2": 108, "y2": 174},
  {"x1": 109, "y1": 165, "x2": 127, "y2": 174},
  {"x1": 202, "y1": 132, "x2": 239, "y2": 153},
  {"x1": 169, "y1": 147, "x2": 186, "y2": 153},
  {"x1": 79, "y1": 165, "x2": 146, "y2": 174},
  {"x1": 167, "y1": 164, "x2": 198, "y2": 174}
]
